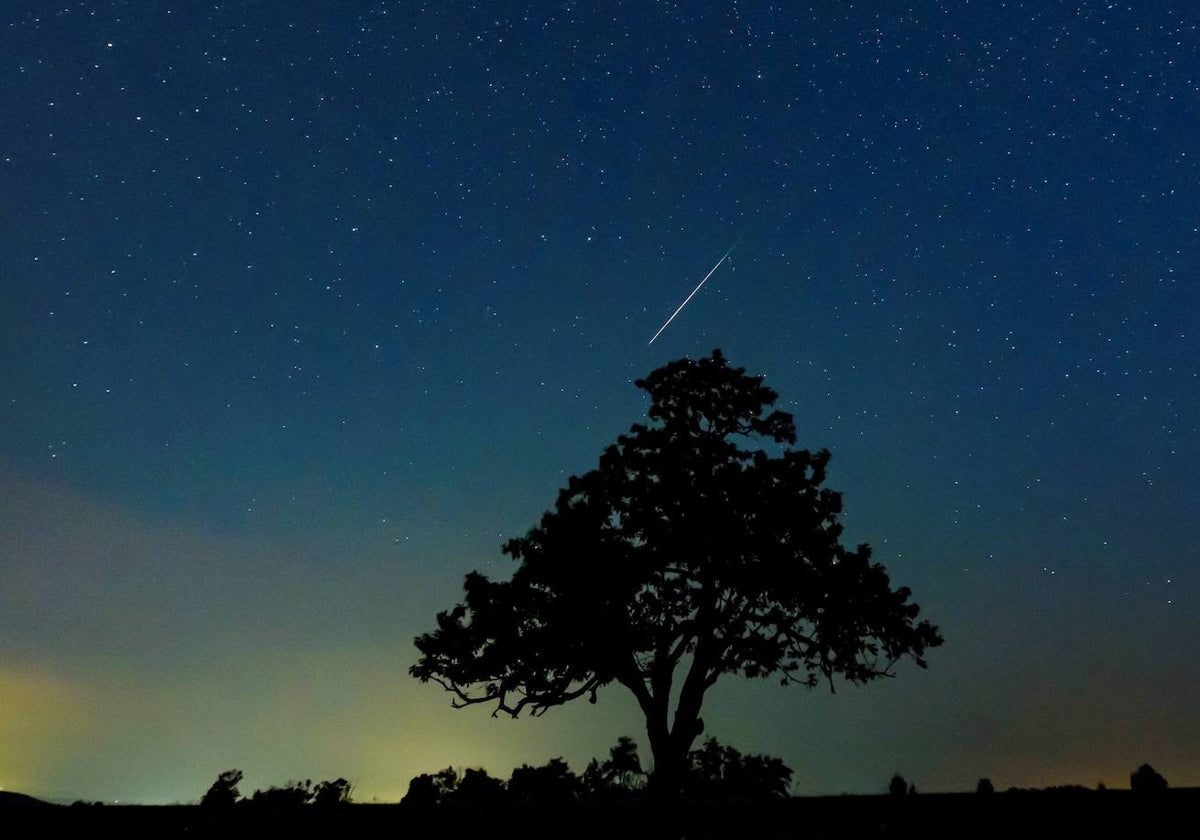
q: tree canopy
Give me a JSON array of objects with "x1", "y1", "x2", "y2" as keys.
[
  {"x1": 687, "y1": 737, "x2": 793, "y2": 798},
  {"x1": 1130, "y1": 763, "x2": 1168, "y2": 792},
  {"x1": 200, "y1": 769, "x2": 243, "y2": 808},
  {"x1": 199, "y1": 771, "x2": 352, "y2": 808},
  {"x1": 583, "y1": 735, "x2": 647, "y2": 797},
  {"x1": 411, "y1": 350, "x2": 942, "y2": 794}
]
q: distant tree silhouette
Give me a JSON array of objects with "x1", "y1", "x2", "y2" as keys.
[
  {"x1": 412, "y1": 350, "x2": 942, "y2": 796},
  {"x1": 401, "y1": 767, "x2": 458, "y2": 807},
  {"x1": 241, "y1": 778, "x2": 353, "y2": 807},
  {"x1": 889, "y1": 774, "x2": 908, "y2": 797},
  {"x1": 451, "y1": 768, "x2": 506, "y2": 803},
  {"x1": 1130, "y1": 763, "x2": 1168, "y2": 792},
  {"x1": 508, "y1": 757, "x2": 582, "y2": 802},
  {"x1": 200, "y1": 769, "x2": 243, "y2": 808},
  {"x1": 249, "y1": 780, "x2": 315, "y2": 807},
  {"x1": 606, "y1": 735, "x2": 644, "y2": 784},
  {"x1": 976, "y1": 777, "x2": 995, "y2": 795},
  {"x1": 583, "y1": 736, "x2": 648, "y2": 797},
  {"x1": 313, "y1": 778, "x2": 353, "y2": 806},
  {"x1": 687, "y1": 737, "x2": 792, "y2": 798}
]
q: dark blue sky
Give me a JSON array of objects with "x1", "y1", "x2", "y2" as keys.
[{"x1": 2, "y1": 1, "x2": 1197, "y2": 802}]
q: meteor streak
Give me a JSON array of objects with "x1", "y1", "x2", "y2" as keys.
[{"x1": 647, "y1": 240, "x2": 740, "y2": 345}]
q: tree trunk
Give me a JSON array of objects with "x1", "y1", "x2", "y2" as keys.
[
  {"x1": 645, "y1": 704, "x2": 704, "y2": 799},
  {"x1": 646, "y1": 738, "x2": 687, "y2": 799},
  {"x1": 644, "y1": 700, "x2": 683, "y2": 799},
  {"x1": 629, "y1": 649, "x2": 713, "y2": 799}
]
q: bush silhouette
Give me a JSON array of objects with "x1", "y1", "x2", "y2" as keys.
[
  {"x1": 313, "y1": 778, "x2": 352, "y2": 806},
  {"x1": 687, "y1": 737, "x2": 793, "y2": 798},
  {"x1": 508, "y1": 757, "x2": 582, "y2": 802},
  {"x1": 249, "y1": 780, "x2": 315, "y2": 807},
  {"x1": 1130, "y1": 763, "x2": 1168, "y2": 792},
  {"x1": 401, "y1": 767, "x2": 457, "y2": 807},
  {"x1": 451, "y1": 768, "x2": 506, "y2": 803}
]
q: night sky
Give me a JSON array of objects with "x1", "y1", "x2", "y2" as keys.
[{"x1": 2, "y1": 1, "x2": 1197, "y2": 804}]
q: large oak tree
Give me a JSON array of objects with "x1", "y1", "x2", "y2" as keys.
[{"x1": 411, "y1": 350, "x2": 942, "y2": 795}]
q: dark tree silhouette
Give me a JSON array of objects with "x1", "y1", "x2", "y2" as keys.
[
  {"x1": 889, "y1": 774, "x2": 908, "y2": 798},
  {"x1": 583, "y1": 735, "x2": 648, "y2": 797},
  {"x1": 976, "y1": 777, "x2": 995, "y2": 795},
  {"x1": 508, "y1": 757, "x2": 582, "y2": 802},
  {"x1": 1130, "y1": 763, "x2": 1168, "y2": 792},
  {"x1": 687, "y1": 737, "x2": 793, "y2": 798},
  {"x1": 200, "y1": 769, "x2": 243, "y2": 808},
  {"x1": 411, "y1": 350, "x2": 943, "y2": 796},
  {"x1": 401, "y1": 767, "x2": 458, "y2": 807},
  {"x1": 249, "y1": 780, "x2": 315, "y2": 807},
  {"x1": 312, "y1": 777, "x2": 353, "y2": 807},
  {"x1": 451, "y1": 768, "x2": 507, "y2": 803}
]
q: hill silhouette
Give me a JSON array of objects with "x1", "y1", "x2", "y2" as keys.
[{"x1": 0, "y1": 790, "x2": 53, "y2": 808}]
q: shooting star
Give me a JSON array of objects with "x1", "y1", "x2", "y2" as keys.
[{"x1": 648, "y1": 239, "x2": 740, "y2": 345}]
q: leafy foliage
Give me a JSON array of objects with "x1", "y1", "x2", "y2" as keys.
[{"x1": 411, "y1": 350, "x2": 942, "y2": 793}]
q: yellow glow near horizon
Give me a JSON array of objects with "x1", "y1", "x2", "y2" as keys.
[{"x1": 0, "y1": 663, "x2": 97, "y2": 797}]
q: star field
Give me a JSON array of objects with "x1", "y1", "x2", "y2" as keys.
[{"x1": 1, "y1": 1, "x2": 1197, "y2": 803}]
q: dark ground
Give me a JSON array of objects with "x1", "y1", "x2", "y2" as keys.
[{"x1": 2, "y1": 789, "x2": 1195, "y2": 839}]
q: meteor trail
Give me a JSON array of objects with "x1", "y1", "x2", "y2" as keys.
[{"x1": 647, "y1": 240, "x2": 739, "y2": 345}]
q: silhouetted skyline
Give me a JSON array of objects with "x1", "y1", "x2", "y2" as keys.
[{"x1": 1, "y1": 1, "x2": 1196, "y2": 803}]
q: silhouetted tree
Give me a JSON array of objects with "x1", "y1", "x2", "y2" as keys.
[
  {"x1": 607, "y1": 735, "x2": 645, "y2": 785},
  {"x1": 451, "y1": 768, "x2": 506, "y2": 803},
  {"x1": 689, "y1": 737, "x2": 731, "y2": 790},
  {"x1": 401, "y1": 767, "x2": 457, "y2": 807},
  {"x1": 687, "y1": 737, "x2": 792, "y2": 798},
  {"x1": 200, "y1": 769, "x2": 243, "y2": 808},
  {"x1": 889, "y1": 774, "x2": 908, "y2": 797},
  {"x1": 1130, "y1": 763, "x2": 1168, "y2": 792},
  {"x1": 508, "y1": 757, "x2": 582, "y2": 802},
  {"x1": 411, "y1": 350, "x2": 943, "y2": 796},
  {"x1": 313, "y1": 778, "x2": 353, "y2": 806},
  {"x1": 976, "y1": 777, "x2": 995, "y2": 795},
  {"x1": 249, "y1": 780, "x2": 314, "y2": 807},
  {"x1": 741, "y1": 754, "x2": 794, "y2": 798},
  {"x1": 584, "y1": 735, "x2": 648, "y2": 797}
]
